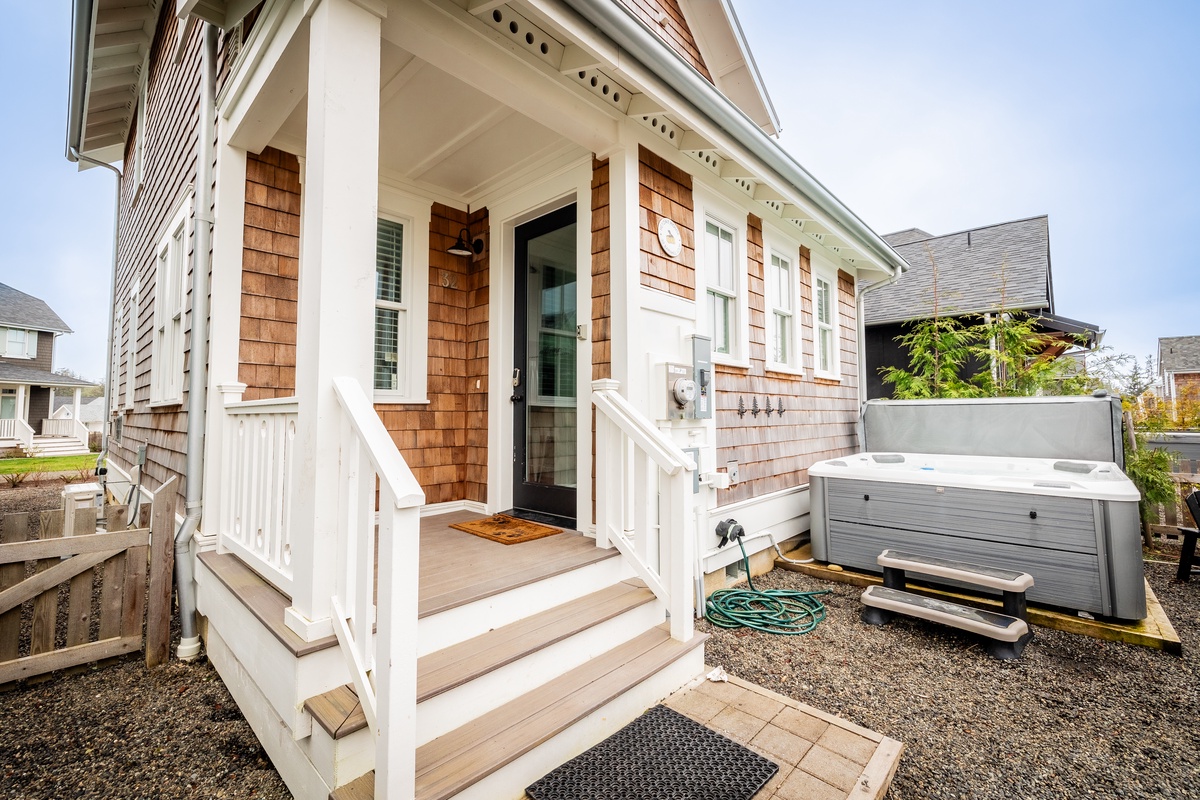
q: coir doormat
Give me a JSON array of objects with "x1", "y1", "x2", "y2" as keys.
[
  {"x1": 526, "y1": 704, "x2": 778, "y2": 800},
  {"x1": 448, "y1": 514, "x2": 562, "y2": 545}
]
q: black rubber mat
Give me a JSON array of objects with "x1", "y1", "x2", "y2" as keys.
[{"x1": 526, "y1": 704, "x2": 778, "y2": 800}]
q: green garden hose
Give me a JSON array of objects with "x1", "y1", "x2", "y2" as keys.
[{"x1": 705, "y1": 538, "x2": 831, "y2": 635}]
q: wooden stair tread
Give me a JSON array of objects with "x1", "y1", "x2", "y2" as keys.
[
  {"x1": 305, "y1": 684, "x2": 369, "y2": 739},
  {"x1": 418, "y1": 546, "x2": 621, "y2": 618},
  {"x1": 414, "y1": 625, "x2": 707, "y2": 800},
  {"x1": 417, "y1": 579, "x2": 655, "y2": 702},
  {"x1": 197, "y1": 551, "x2": 337, "y2": 657},
  {"x1": 329, "y1": 770, "x2": 375, "y2": 800}
]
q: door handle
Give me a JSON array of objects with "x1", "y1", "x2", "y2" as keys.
[
  {"x1": 510, "y1": 393, "x2": 524, "y2": 403},
  {"x1": 512, "y1": 368, "x2": 521, "y2": 387}
]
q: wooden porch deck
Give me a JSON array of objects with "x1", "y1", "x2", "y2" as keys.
[{"x1": 416, "y1": 510, "x2": 615, "y2": 618}]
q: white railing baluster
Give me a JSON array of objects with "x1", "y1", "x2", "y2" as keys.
[{"x1": 591, "y1": 380, "x2": 697, "y2": 643}]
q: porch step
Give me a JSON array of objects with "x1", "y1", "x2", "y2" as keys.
[
  {"x1": 308, "y1": 580, "x2": 658, "y2": 743},
  {"x1": 415, "y1": 624, "x2": 706, "y2": 800},
  {"x1": 25, "y1": 436, "x2": 90, "y2": 457},
  {"x1": 330, "y1": 771, "x2": 374, "y2": 800}
]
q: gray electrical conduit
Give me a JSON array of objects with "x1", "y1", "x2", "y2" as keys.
[{"x1": 173, "y1": 22, "x2": 219, "y2": 662}]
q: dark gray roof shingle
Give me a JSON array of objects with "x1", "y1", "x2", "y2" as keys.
[
  {"x1": 0, "y1": 283, "x2": 72, "y2": 333},
  {"x1": 0, "y1": 363, "x2": 95, "y2": 387},
  {"x1": 866, "y1": 216, "x2": 1053, "y2": 325},
  {"x1": 1159, "y1": 336, "x2": 1200, "y2": 373}
]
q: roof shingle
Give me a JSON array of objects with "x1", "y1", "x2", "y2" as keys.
[
  {"x1": 1159, "y1": 336, "x2": 1200, "y2": 373},
  {"x1": 0, "y1": 283, "x2": 72, "y2": 333},
  {"x1": 866, "y1": 216, "x2": 1053, "y2": 325}
]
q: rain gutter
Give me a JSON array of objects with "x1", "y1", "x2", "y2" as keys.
[{"x1": 556, "y1": 0, "x2": 908, "y2": 278}]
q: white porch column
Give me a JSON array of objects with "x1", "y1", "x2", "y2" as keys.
[
  {"x1": 73, "y1": 388, "x2": 82, "y2": 422},
  {"x1": 15, "y1": 385, "x2": 26, "y2": 423},
  {"x1": 285, "y1": 0, "x2": 384, "y2": 641},
  {"x1": 604, "y1": 142, "x2": 642, "y2": 408}
]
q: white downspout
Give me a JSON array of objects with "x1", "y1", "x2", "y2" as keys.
[{"x1": 174, "y1": 22, "x2": 218, "y2": 661}]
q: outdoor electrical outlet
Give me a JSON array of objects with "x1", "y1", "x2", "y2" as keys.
[{"x1": 726, "y1": 460, "x2": 739, "y2": 484}]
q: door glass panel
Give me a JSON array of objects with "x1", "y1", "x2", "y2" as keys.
[
  {"x1": 525, "y1": 223, "x2": 577, "y2": 489},
  {"x1": 0, "y1": 394, "x2": 14, "y2": 420}
]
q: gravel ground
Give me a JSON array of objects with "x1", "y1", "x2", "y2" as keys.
[
  {"x1": 3, "y1": 481, "x2": 1198, "y2": 799},
  {"x1": 703, "y1": 558, "x2": 1200, "y2": 799}
]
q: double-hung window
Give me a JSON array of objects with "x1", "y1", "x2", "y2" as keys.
[
  {"x1": 767, "y1": 250, "x2": 796, "y2": 369},
  {"x1": 374, "y1": 217, "x2": 408, "y2": 395},
  {"x1": 151, "y1": 204, "x2": 188, "y2": 404},
  {"x1": 812, "y1": 266, "x2": 839, "y2": 377},
  {"x1": 704, "y1": 219, "x2": 737, "y2": 355},
  {"x1": 0, "y1": 328, "x2": 36, "y2": 359}
]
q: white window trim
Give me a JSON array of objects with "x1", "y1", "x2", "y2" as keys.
[
  {"x1": 149, "y1": 199, "x2": 190, "y2": 406},
  {"x1": 0, "y1": 328, "x2": 37, "y2": 360},
  {"x1": 373, "y1": 189, "x2": 430, "y2": 404},
  {"x1": 124, "y1": 280, "x2": 138, "y2": 409},
  {"x1": 764, "y1": 235, "x2": 802, "y2": 375},
  {"x1": 695, "y1": 191, "x2": 749, "y2": 367},
  {"x1": 810, "y1": 257, "x2": 841, "y2": 380},
  {"x1": 132, "y1": 79, "x2": 147, "y2": 205}
]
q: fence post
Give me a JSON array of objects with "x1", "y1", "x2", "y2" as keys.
[{"x1": 146, "y1": 476, "x2": 178, "y2": 667}]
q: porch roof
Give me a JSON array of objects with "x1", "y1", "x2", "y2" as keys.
[{"x1": 0, "y1": 363, "x2": 96, "y2": 389}]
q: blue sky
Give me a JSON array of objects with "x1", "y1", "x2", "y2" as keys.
[{"x1": 3, "y1": 2, "x2": 1197, "y2": 382}]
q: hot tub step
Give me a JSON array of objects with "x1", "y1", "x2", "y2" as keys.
[
  {"x1": 861, "y1": 585, "x2": 1032, "y2": 659},
  {"x1": 878, "y1": 549, "x2": 1034, "y2": 592}
]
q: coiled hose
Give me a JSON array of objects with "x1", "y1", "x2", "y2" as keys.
[{"x1": 705, "y1": 538, "x2": 830, "y2": 635}]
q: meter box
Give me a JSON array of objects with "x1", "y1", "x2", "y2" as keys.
[{"x1": 663, "y1": 335, "x2": 714, "y2": 421}]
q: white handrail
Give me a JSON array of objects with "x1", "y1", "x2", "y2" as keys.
[
  {"x1": 592, "y1": 379, "x2": 696, "y2": 641},
  {"x1": 330, "y1": 376, "x2": 424, "y2": 800},
  {"x1": 0, "y1": 419, "x2": 34, "y2": 451}
]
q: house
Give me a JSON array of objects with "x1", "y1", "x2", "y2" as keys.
[
  {"x1": 0, "y1": 282, "x2": 95, "y2": 456},
  {"x1": 51, "y1": 394, "x2": 106, "y2": 437},
  {"x1": 65, "y1": 1, "x2": 908, "y2": 797},
  {"x1": 862, "y1": 216, "x2": 1101, "y2": 399},
  {"x1": 1158, "y1": 335, "x2": 1200, "y2": 404}
]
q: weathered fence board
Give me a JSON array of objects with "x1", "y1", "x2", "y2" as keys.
[
  {"x1": 1149, "y1": 473, "x2": 1198, "y2": 538},
  {"x1": 0, "y1": 479, "x2": 174, "y2": 684}
]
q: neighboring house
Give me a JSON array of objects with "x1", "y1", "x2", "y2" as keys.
[
  {"x1": 1158, "y1": 335, "x2": 1200, "y2": 402},
  {"x1": 862, "y1": 216, "x2": 1101, "y2": 399},
  {"x1": 0, "y1": 282, "x2": 94, "y2": 456},
  {"x1": 66, "y1": 1, "x2": 908, "y2": 798},
  {"x1": 51, "y1": 394, "x2": 106, "y2": 435}
]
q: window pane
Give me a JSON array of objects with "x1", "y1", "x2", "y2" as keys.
[
  {"x1": 709, "y1": 291, "x2": 730, "y2": 354},
  {"x1": 819, "y1": 326, "x2": 832, "y2": 372},
  {"x1": 816, "y1": 277, "x2": 831, "y2": 325},
  {"x1": 374, "y1": 307, "x2": 399, "y2": 390},
  {"x1": 718, "y1": 228, "x2": 734, "y2": 289},
  {"x1": 705, "y1": 222, "x2": 720, "y2": 284},
  {"x1": 376, "y1": 219, "x2": 404, "y2": 304},
  {"x1": 774, "y1": 312, "x2": 790, "y2": 363}
]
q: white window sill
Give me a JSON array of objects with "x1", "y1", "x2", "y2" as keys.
[
  {"x1": 765, "y1": 364, "x2": 804, "y2": 378},
  {"x1": 712, "y1": 352, "x2": 750, "y2": 370},
  {"x1": 373, "y1": 393, "x2": 429, "y2": 405},
  {"x1": 812, "y1": 371, "x2": 842, "y2": 383},
  {"x1": 148, "y1": 398, "x2": 183, "y2": 409}
]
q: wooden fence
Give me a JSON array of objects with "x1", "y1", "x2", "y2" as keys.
[
  {"x1": 1148, "y1": 457, "x2": 1199, "y2": 539},
  {"x1": 0, "y1": 477, "x2": 175, "y2": 684}
]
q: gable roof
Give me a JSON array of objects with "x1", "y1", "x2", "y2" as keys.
[
  {"x1": 1159, "y1": 336, "x2": 1200, "y2": 374},
  {"x1": 865, "y1": 216, "x2": 1053, "y2": 325},
  {"x1": 0, "y1": 363, "x2": 95, "y2": 388},
  {"x1": 0, "y1": 283, "x2": 73, "y2": 334}
]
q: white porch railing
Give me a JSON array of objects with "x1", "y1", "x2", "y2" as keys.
[
  {"x1": 219, "y1": 385, "x2": 299, "y2": 594},
  {"x1": 329, "y1": 376, "x2": 425, "y2": 800},
  {"x1": 592, "y1": 379, "x2": 697, "y2": 642},
  {"x1": 42, "y1": 418, "x2": 89, "y2": 445},
  {"x1": 0, "y1": 418, "x2": 34, "y2": 451}
]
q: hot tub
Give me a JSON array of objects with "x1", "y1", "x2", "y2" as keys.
[{"x1": 809, "y1": 452, "x2": 1145, "y2": 620}]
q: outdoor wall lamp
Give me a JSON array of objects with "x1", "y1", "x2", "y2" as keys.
[
  {"x1": 447, "y1": 205, "x2": 485, "y2": 257},
  {"x1": 447, "y1": 228, "x2": 483, "y2": 257}
]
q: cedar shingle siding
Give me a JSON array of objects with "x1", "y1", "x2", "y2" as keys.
[
  {"x1": 639, "y1": 146, "x2": 695, "y2": 300},
  {"x1": 618, "y1": 0, "x2": 712, "y2": 81},
  {"x1": 714, "y1": 216, "x2": 859, "y2": 505},
  {"x1": 591, "y1": 158, "x2": 612, "y2": 381},
  {"x1": 109, "y1": 7, "x2": 203, "y2": 513},
  {"x1": 239, "y1": 147, "x2": 300, "y2": 400},
  {"x1": 374, "y1": 204, "x2": 489, "y2": 506}
]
